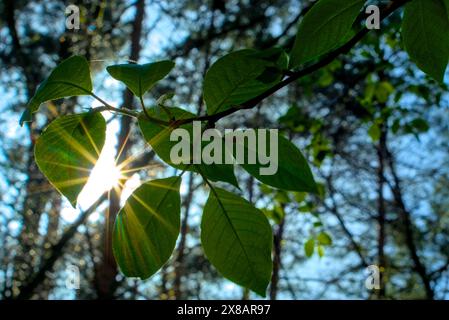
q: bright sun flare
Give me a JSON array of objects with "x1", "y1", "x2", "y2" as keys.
[{"x1": 76, "y1": 118, "x2": 126, "y2": 209}]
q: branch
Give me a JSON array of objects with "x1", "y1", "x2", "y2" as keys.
[
  {"x1": 15, "y1": 194, "x2": 107, "y2": 300},
  {"x1": 174, "y1": 0, "x2": 409, "y2": 127},
  {"x1": 90, "y1": 92, "x2": 169, "y2": 125},
  {"x1": 385, "y1": 146, "x2": 434, "y2": 299}
]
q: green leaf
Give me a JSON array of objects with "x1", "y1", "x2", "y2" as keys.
[
  {"x1": 304, "y1": 238, "x2": 315, "y2": 257},
  {"x1": 392, "y1": 119, "x2": 401, "y2": 134},
  {"x1": 230, "y1": 131, "x2": 318, "y2": 193},
  {"x1": 113, "y1": 177, "x2": 181, "y2": 279},
  {"x1": 20, "y1": 56, "x2": 92, "y2": 126},
  {"x1": 410, "y1": 118, "x2": 430, "y2": 132},
  {"x1": 289, "y1": 0, "x2": 365, "y2": 68},
  {"x1": 201, "y1": 188, "x2": 273, "y2": 296},
  {"x1": 34, "y1": 112, "x2": 106, "y2": 207},
  {"x1": 317, "y1": 245, "x2": 325, "y2": 258},
  {"x1": 368, "y1": 123, "x2": 381, "y2": 142},
  {"x1": 402, "y1": 0, "x2": 449, "y2": 82},
  {"x1": 138, "y1": 107, "x2": 239, "y2": 187},
  {"x1": 107, "y1": 60, "x2": 175, "y2": 97},
  {"x1": 203, "y1": 49, "x2": 284, "y2": 115},
  {"x1": 317, "y1": 232, "x2": 333, "y2": 246},
  {"x1": 313, "y1": 221, "x2": 323, "y2": 228},
  {"x1": 375, "y1": 81, "x2": 394, "y2": 103}
]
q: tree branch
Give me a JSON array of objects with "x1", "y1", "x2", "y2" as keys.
[
  {"x1": 173, "y1": 0, "x2": 409, "y2": 127},
  {"x1": 15, "y1": 194, "x2": 107, "y2": 300}
]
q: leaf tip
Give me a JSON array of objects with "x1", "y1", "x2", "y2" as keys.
[{"x1": 19, "y1": 109, "x2": 31, "y2": 127}]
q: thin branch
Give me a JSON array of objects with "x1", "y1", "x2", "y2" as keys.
[
  {"x1": 15, "y1": 194, "x2": 107, "y2": 299},
  {"x1": 90, "y1": 92, "x2": 169, "y2": 125},
  {"x1": 173, "y1": 0, "x2": 409, "y2": 127}
]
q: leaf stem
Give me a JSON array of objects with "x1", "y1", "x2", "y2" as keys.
[
  {"x1": 138, "y1": 95, "x2": 171, "y2": 125},
  {"x1": 89, "y1": 92, "x2": 169, "y2": 125},
  {"x1": 90, "y1": 105, "x2": 140, "y2": 118}
]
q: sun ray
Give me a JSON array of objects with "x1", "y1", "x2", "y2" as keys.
[
  {"x1": 115, "y1": 129, "x2": 132, "y2": 164},
  {"x1": 120, "y1": 163, "x2": 161, "y2": 174}
]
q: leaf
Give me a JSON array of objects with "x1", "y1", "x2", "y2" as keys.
[
  {"x1": 410, "y1": 118, "x2": 429, "y2": 132},
  {"x1": 20, "y1": 55, "x2": 92, "y2": 126},
  {"x1": 304, "y1": 238, "x2": 315, "y2": 257},
  {"x1": 289, "y1": 0, "x2": 365, "y2": 68},
  {"x1": 317, "y1": 232, "x2": 333, "y2": 246},
  {"x1": 402, "y1": 0, "x2": 449, "y2": 82},
  {"x1": 317, "y1": 245, "x2": 325, "y2": 258},
  {"x1": 106, "y1": 60, "x2": 175, "y2": 97},
  {"x1": 368, "y1": 123, "x2": 381, "y2": 142},
  {"x1": 201, "y1": 187, "x2": 273, "y2": 296},
  {"x1": 138, "y1": 107, "x2": 239, "y2": 187},
  {"x1": 392, "y1": 119, "x2": 401, "y2": 134},
  {"x1": 34, "y1": 112, "x2": 106, "y2": 207},
  {"x1": 203, "y1": 49, "x2": 285, "y2": 115},
  {"x1": 375, "y1": 81, "x2": 394, "y2": 103},
  {"x1": 230, "y1": 131, "x2": 318, "y2": 193},
  {"x1": 113, "y1": 177, "x2": 181, "y2": 279}
]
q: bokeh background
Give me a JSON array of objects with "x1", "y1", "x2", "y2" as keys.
[{"x1": 0, "y1": 0, "x2": 448, "y2": 299}]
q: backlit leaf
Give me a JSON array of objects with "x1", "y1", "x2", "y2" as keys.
[
  {"x1": 107, "y1": 60, "x2": 175, "y2": 97},
  {"x1": 21, "y1": 55, "x2": 92, "y2": 125},
  {"x1": 34, "y1": 112, "x2": 106, "y2": 207},
  {"x1": 289, "y1": 0, "x2": 365, "y2": 68},
  {"x1": 138, "y1": 107, "x2": 239, "y2": 187},
  {"x1": 203, "y1": 49, "x2": 285, "y2": 115},
  {"x1": 229, "y1": 131, "x2": 318, "y2": 193},
  {"x1": 113, "y1": 177, "x2": 181, "y2": 279},
  {"x1": 201, "y1": 187, "x2": 273, "y2": 296}
]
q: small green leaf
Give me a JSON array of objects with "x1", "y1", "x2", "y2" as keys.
[
  {"x1": 375, "y1": 81, "x2": 394, "y2": 103},
  {"x1": 138, "y1": 107, "x2": 238, "y2": 187},
  {"x1": 274, "y1": 190, "x2": 290, "y2": 204},
  {"x1": 289, "y1": 0, "x2": 365, "y2": 68},
  {"x1": 313, "y1": 221, "x2": 323, "y2": 228},
  {"x1": 107, "y1": 60, "x2": 175, "y2": 97},
  {"x1": 402, "y1": 0, "x2": 449, "y2": 82},
  {"x1": 35, "y1": 112, "x2": 106, "y2": 207},
  {"x1": 113, "y1": 177, "x2": 181, "y2": 279},
  {"x1": 410, "y1": 118, "x2": 430, "y2": 133},
  {"x1": 368, "y1": 123, "x2": 381, "y2": 142},
  {"x1": 317, "y1": 245, "x2": 325, "y2": 258},
  {"x1": 317, "y1": 232, "x2": 333, "y2": 246},
  {"x1": 392, "y1": 119, "x2": 401, "y2": 134},
  {"x1": 21, "y1": 56, "x2": 92, "y2": 125},
  {"x1": 230, "y1": 131, "x2": 318, "y2": 193},
  {"x1": 201, "y1": 188, "x2": 273, "y2": 296},
  {"x1": 294, "y1": 192, "x2": 307, "y2": 203},
  {"x1": 204, "y1": 49, "x2": 284, "y2": 115},
  {"x1": 304, "y1": 238, "x2": 315, "y2": 257},
  {"x1": 264, "y1": 206, "x2": 285, "y2": 224}
]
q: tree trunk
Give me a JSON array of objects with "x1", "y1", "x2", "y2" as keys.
[
  {"x1": 376, "y1": 124, "x2": 387, "y2": 299},
  {"x1": 95, "y1": 0, "x2": 146, "y2": 299}
]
